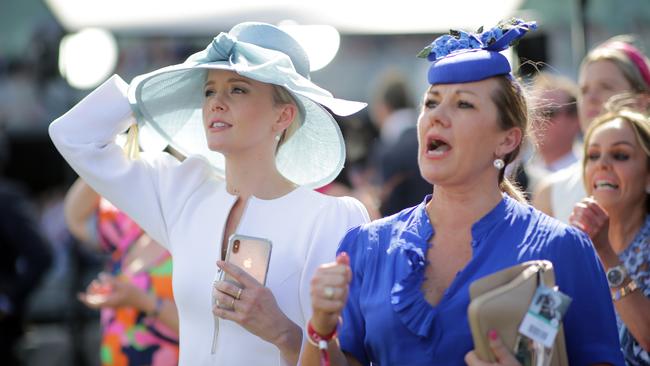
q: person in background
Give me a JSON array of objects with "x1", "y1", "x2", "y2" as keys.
[
  {"x1": 368, "y1": 70, "x2": 431, "y2": 216},
  {"x1": 570, "y1": 95, "x2": 650, "y2": 365},
  {"x1": 301, "y1": 18, "x2": 624, "y2": 366},
  {"x1": 523, "y1": 72, "x2": 581, "y2": 194},
  {"x1": 49, "y1": 22, "x2": 369, "y2": 365},
  {"x1": 65, "y1": 178, "x2": 179, "y2": 366},
  {"x1": 0, "y1": 127, "x2": 53, "y2": 365},
  {"x1": 534, "y1": 36, "x2": 650, "y2": 223}
]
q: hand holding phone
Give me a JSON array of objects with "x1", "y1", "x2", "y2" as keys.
[
  {"x1": 220, "y1": 234, "x2": 272, "y2": 286},
  {"x1": 211, "y1": 234, "x2": 272, "y2": 354}
]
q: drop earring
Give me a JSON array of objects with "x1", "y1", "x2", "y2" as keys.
[{"x1": 493, "y1": 158, "x2": 505, "y2": 170}]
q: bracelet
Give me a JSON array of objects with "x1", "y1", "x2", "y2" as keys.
[
  {"x1": 611, "y1": 279, "x2": 639, "y2": 302},
  {"x1": 307, "y1": 320, "x2": 337, "y2": 347},
  {"x1": 307, "y1": 320, "x2": 338, "y2": 366}
]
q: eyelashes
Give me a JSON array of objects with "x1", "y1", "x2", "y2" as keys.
[
  {"x1": 203, "y1": 86, "x2": 248, "y2": 98},
  {"x1": 422, "y1": 99, "x2": 474, "y2": 110},
  {"x1": 586, "y1": 151, "x2": 631, "y2": 162}
]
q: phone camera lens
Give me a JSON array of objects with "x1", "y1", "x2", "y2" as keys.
[{"x1": 233, "y1": 240, "x2": 240, "y2": 253}]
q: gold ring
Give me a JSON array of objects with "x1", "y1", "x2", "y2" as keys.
[
  {"x1": 324, "y1": 286, "x2": 335, "y2": 299},
  {"x1": 235, "y1": 287, "x2": 243, "y2": 300},
  {"x1": 230, "y1": 297, "x2": 236, "y2": 310}
]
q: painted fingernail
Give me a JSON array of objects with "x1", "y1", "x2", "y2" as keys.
[{"x1": 488, "y1": 329, "x2": 498, "y2": 341}]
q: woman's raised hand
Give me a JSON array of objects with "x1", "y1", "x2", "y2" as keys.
[
  {"x1": 309, "y1": 252, "x2": 352, "y2": 335},
  {"x1": 569, "y1": 197, "x2": 610, "y2": 252}
]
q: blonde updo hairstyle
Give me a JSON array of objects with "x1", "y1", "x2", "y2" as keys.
[{"x1": 271, "y1": 85, "x2": 302, "y2": 150}]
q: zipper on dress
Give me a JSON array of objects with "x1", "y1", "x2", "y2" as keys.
[{"x1": 211, "y1": 194, "x2": 249, "y2": 355}]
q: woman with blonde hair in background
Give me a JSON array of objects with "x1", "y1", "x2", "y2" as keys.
[
  {"x1": 570, "y1": 94, "x2": 650, "y2": 365},
  {"x1": 534, "y1": 36, "x2": 650, "y2": 223}
]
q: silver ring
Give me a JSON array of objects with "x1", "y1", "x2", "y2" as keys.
[{"x1": 324, "y1": 286, "x2": 335, "y2": 299}]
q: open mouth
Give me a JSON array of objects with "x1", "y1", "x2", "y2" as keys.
[
  {"x1": 426, "y1": 137, "x2": 451, "y2": 156},
  {"x1": 594, "y1": 180, "x2": 619, "y2": 190},
  {"x1": 208, "y1": 121, "x2": 232, "y2": 130}
]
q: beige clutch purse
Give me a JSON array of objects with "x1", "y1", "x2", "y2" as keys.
[{"x1": 467, "y1": 260, "x2": 568, "y2": 366}]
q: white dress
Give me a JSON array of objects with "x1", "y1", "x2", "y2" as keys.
[
  {"x1": 49, "y1": 75, "x2": 370, "y2": 366},
  {"x1": 548, "y1": 162, "x2": 586, "y2": 224}
]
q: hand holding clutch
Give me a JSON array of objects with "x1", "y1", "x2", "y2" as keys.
[{"x1": 467, "y1": 260, "x2": 569, "y2": 366}]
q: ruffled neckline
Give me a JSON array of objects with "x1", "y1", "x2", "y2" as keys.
[{"x1": 388, "y1": 194, "x2": 510, "y2": 338}]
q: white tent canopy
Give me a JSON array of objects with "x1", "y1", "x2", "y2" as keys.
[{"x1": 46, "y1": 0, "x2": 523, "y2": 35}]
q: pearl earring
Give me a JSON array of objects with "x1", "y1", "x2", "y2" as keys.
[
  {"x1": 493, "y1": 158, "x2": 505, "y2": 170},
  {"x1": 274, "y1": 134, "x2": 281, "y2": 142}
]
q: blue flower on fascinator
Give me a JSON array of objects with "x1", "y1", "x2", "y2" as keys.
[
  {"x1": 479, "y1": 27, "x2": 504, "y2": 47},
  {"x1": 423, "y1": 31, "x2": 483, "y2": 61},
  {"x1": 417, "y1": 18, "x2": 537, "y2": 84}
]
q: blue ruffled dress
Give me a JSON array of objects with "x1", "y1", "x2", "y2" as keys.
[{"x1": 337, "y1": 194, "x2": 625, "y2": 366}]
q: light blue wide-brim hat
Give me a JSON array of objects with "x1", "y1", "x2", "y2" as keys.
[{"x1": 128, "y1": 22, "x2": 366, "y2": 188}]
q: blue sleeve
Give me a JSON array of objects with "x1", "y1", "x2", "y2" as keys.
[
  {"x1": 551, "y1": 228, "x2": 625, "y2": 366},
  {"x1": 336, "y1": 226, "x2": 371, "y2": 366}
]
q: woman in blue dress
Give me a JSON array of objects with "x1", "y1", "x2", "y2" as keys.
[{"x1": 300, "y1": 19, "x2": 625, "y2": 366}]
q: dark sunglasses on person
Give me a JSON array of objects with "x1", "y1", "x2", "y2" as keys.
[{"x1": 541, "y1": 102, "x2": 577, "y2": 119}]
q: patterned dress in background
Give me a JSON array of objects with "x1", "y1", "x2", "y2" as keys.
[
  {"x1": 618, "y1": 215, "x2": 650, "y2": 366},
  {"x1": 97, "y1": 198, "x2": 179, "y2": 366}
]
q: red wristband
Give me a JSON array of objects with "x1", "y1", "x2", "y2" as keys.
[
  {"x1": 307, "y1": 320, "x2": 337, "y2": 344},
  {"x1": 307, "y1": 320, "x2": 337, "y2": 366}
]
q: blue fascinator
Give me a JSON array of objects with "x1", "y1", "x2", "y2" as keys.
[{"x1": 418, "y1": 18, "x2": 537, "y2": 84}]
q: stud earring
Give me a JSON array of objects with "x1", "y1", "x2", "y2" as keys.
[
  {"x1": 646, "y1": 185, "x2": 650, "y2": 194},
  {"x1": 493, "y1": 158, "x2": 505, "y2": 170},
  {"x1": 274, "y1": 134, "x2": 281, "y2": 142}
]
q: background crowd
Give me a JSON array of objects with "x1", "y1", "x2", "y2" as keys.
[{"x1": 1, "y1": 0, "x2": 650, "y2": 365}]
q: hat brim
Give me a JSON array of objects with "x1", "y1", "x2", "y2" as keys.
[{"x1": 128, "y1": 62, "x2": 350, "y2": 188}]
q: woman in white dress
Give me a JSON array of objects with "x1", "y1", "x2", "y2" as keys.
[{"x1": 49, "y1": 22, "x2": 369, "y2": 366}]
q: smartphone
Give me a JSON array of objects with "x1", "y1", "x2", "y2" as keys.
[
  {"x1": 220, "y1": 234, "x2": 272, "y2": 286},
  {"x1": 211, "y1": 234, "x2": 272, "y2": 354}
]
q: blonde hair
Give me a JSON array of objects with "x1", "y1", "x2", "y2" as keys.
[
  {"x1": 271, "y1": 85, "x2": 302, "y2": 150},
  {"x1": 124, "y1": 124, "x2": 140, "y2": 160},
  {"x1": 581, "y1": 36, "x2": 650, "y2": 93},
  {"x1": 582, "y1": 100, "x2": 650, "y2": 212}
]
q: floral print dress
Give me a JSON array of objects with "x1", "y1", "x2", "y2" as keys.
[
  {"x1": 96, "y1": 198, "x2": 179, "y2": 366},
  {"x1": 618, "y1": 215, "x2": 650, "y2": 366}
]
